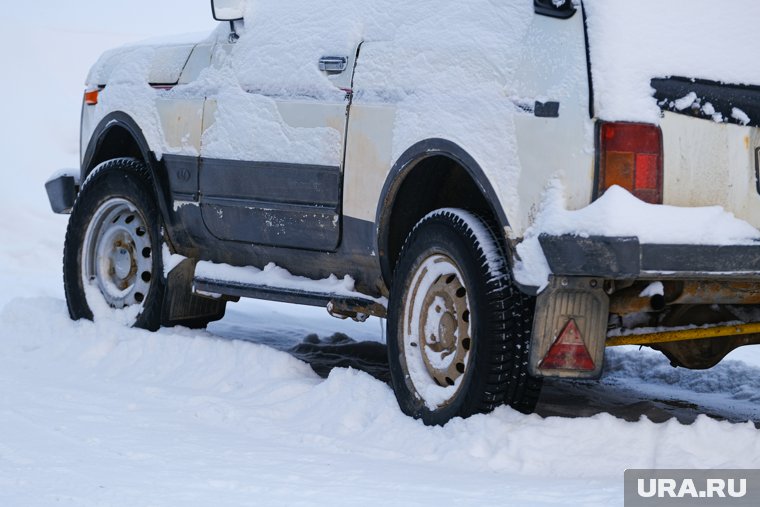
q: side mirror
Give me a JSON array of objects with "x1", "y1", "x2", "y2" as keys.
[{"x1": 211, "y1": 0, "x2": 245, "y2": 21}]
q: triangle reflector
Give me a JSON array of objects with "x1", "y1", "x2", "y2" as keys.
[{"x1": 539, "y1": 318, "x2": 595, "y2": 371}]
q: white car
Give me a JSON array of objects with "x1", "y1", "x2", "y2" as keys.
[{"x1": 46, "y1": 0, "x2": 760, "y2": 425}]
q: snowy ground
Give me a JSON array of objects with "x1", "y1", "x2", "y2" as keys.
[{"x1": 2, "y1": 3, "x2": 760, "y2": 506}]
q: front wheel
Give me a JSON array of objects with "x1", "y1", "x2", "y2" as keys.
[
  {"x1": 387, "y1": 209, "x2": 541, "y2": 425},
  {"x1": 63, "y1": 158, "x2": 167, "y2": 330}
]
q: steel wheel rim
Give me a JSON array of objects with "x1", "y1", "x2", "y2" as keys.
[
  {"x1": 81, "y1": 197, "x2": 153, "y2": 310},
  {"x1": 402, "y1": 253, "x2": 472, "y2": 408}
]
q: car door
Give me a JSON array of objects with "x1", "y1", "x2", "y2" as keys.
[{"x1": 198, "y1": 19, "x2": 358, "y2": 252}]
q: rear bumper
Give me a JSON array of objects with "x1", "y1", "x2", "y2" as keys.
[
  {"x1": 531, "y1": 235, "x2": 760, "y2": 379},
  {"x1": 45, "y1": 172, "x2": 79, "y2": 214},
  {"x1": 539, "y1": 234, "x2": 760, "y2": 279}
]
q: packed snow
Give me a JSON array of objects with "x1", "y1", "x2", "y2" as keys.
[
  {"x1": 195, "y1": 260, "x2": 387, "y2": 305},
  {"x1": 2, "y1": 298, "x2": 760, "y2": 507},
  {"x1": 1, "y1": 1, "x2": 760, "y2": 506},
  {"x1": 514, "y1": 182, "x2": 760, "y2": 289},
  {"x1": 585, "y1": 0, "x2": 760, "y2": 124}
]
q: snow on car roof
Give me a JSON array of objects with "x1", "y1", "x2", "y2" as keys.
[{"x1": 585, "y1": 0, "x2": 760, "y2": 123}]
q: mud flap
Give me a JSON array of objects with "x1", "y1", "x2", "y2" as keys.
[
  {"x1": 528, "y1": 276, "x2": 609, "y2": 379},
  {"x1": 162, "y1": 258, "x2": 228, "y2": 326}
]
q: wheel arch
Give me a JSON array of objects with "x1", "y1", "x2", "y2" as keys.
[
  {"x1": 81, "y1": 112, "x2": 176, "y2": 247},
  {"x1": 376, "y1": 138, "x2": 513, "y2": 287}
]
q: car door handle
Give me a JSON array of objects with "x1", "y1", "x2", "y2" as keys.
[{"x1": 319, "y1": 56, "x2": 348, "y2": 74}]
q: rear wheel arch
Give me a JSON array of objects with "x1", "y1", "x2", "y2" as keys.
[{"x1": 376, "y1": 139, "x2": 513, "y2": 287}]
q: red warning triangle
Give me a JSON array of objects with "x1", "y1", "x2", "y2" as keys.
[{"x1": 539, "y1": 319, "x2": 595, "y2": 371}]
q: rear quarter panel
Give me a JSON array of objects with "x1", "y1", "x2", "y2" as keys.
[
  {"x1": 661, "y1": 112, "x2": 760, "y2": 229},
  {"x1": 345, "y1": 2, "x2": 593, "y2": 238}
]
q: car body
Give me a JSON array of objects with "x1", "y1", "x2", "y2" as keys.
[{"x1": 46, "y1": 0, "x2": 760, "y2": 424}]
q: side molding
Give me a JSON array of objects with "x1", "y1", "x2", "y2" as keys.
[{"x1": 651, "y1": 77, "x2": 760, "y2": 129}]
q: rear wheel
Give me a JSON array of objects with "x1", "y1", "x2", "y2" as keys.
[{"x1": 387, "y1": 208, "x2": 541, "y2": 425}]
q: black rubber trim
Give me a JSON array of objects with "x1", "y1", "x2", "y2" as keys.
[
  {"x1": 581, "y1": 2, "x2": 594, "y2": 119},
  {"x1": 376, "y1": 138, "x2": 510, "y2": 285},
  {"x1": 651, "y1": 76, "x2": 760, "y2": 128},
  {"x1": 195, "y1": 156, "x2": 342, "y2": 251},
  {"x1": 539, "y1": 235, "x2": 641, "y2": 278},
  {"x1": 45, "y1": 174, "x2": 79, "y2": 214},
  {"x1": 82, "y1": 112, "x2": 152, "y2": 180},
  {"x1": 80, "y1": 112, "x2": 176, "y2": 250},
  {"x1": 641, "y1": 244, "x2": 760, "y2": 273},
  {"x1": 199, "y1": 157, "x2": 341, "y2": 207},
  {"x1": 534, "y1": 101, "x2": 560, "y2": 118},
  {"x1": 540, "y1": 234, "x2": 760, "y2": 278},
  {"x1": 591, "y1": 120, "x2": 602, "y2": 202}
]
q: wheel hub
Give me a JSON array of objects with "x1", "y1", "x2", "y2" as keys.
[
  {"x1": 403, "y1": 253, "x2": 472, "y2": 407},
  {"x1": 419, "y1": 269, "x2": 470, "y2": 387},
  {"x1": 82, "y1": 198, "x2": 153, "y2": 309},
  {"x1": 111, "y1": 240, "x2": 136, "y2": 285}
]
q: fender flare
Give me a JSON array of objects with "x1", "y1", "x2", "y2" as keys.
[
  {"x1": 81, "y1": 111, "x2": 175, "y2": 247},
  {"x1": 375, "y1": 138, "x2": 511, "y2": 284}
]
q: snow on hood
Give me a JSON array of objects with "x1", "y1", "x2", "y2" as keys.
[
  {"x1": 584, "y1": 0, "x2": 760, "y2": 123},
  {"x1": 86, "y1": 31, "x2": 213, "y2": 86}
]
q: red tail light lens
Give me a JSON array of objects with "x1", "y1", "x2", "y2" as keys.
[
  {"x1": 598, "y1": 122, "x2": 663, "y2": 204},
  {"x1": 84, "y1": 88, "x2": 100, "y2": 106}
]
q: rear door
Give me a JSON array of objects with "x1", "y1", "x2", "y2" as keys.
[{"x1": 198, "y1": 20, "x2": 358, "y2": 251}]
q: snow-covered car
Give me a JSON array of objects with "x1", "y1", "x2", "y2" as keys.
[{"x1": 45, "y1": 0, "x2": 760, "y2": 425}]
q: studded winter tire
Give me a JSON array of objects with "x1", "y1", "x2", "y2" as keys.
[
  {"x1": 63, "y1": 158, "x2": 169, "y2": 330},
  {"x1": 387, "y1": 208, "x2": 542, "y2": 425}
]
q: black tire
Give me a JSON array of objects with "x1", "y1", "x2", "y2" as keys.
[
  {"x1": 387, "y1": 208, "x2": 541, "y2": 425},
  {"x1": 64, "y1": 158, "x2": 166, "y2": 330}
]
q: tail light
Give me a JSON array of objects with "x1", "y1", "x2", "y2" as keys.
[
  {"x1": 597, "y1": 122, "x2": 663, "y2": 204},
  {"x1": 84, "y1": 88, "x2": 100, "y2": 106}
]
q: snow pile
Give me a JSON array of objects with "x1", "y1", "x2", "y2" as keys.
[
  {"x1": 1, "y1": 298, "x2": 760, "y2": 506},
  {"x1": 526, "y1": 183, "x2": 760, "y2": 245},
  {"x1": 604, "y1": 348, "x2": 760, "y2": 406},
  {"x1": 585, "y1": 0, "x2": 760, "y2": 123},
  {"x1": 514, "y1": 182, "x2": 760, "y2": 289}
]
